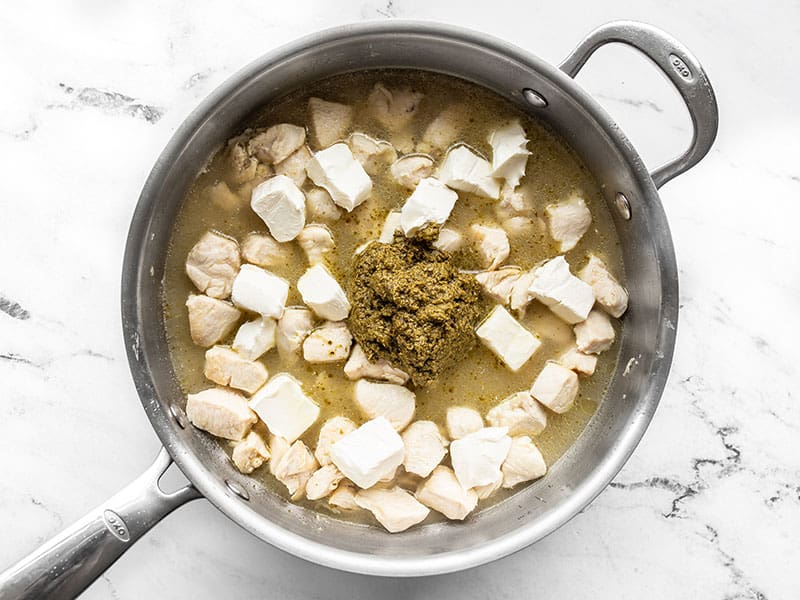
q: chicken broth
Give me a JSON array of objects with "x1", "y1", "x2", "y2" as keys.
[{"x1": 163, "y1": 70, "x2": 626, "y2": 530}]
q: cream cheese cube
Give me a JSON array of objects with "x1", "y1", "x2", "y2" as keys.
[
  {"x1": 528, "y1": 256, "x2": 594, "y2": 324},
  {"x1": 296, "y1": 264, "x2": 351, "y2": 321},
  {"x1": 475, "y1": 306, "x2": 541, "y2": 372},
  {"x1": 488, "y1": 120, "x2": 530, "y2": 189},
  {"x1": 249, "y1": 373, "x2": 320, "y2": 443},
  {"x1": 330, "y1": 416, "x2": 405, "y2": 489},
  {"x1": 449, "y1": 427, "x2": 512, "y2": 489},
  {"x1": 399, "y1": 177, "x2": 459, "y2": 236},
  {"x1": 231, "y1": 264, "x2": 289, "y2": 318},
  {"x1": 305, "y1": 143, "x2": 372, "y2": 212},
  {"x1": 232, "y1": 317, "x2": 276, "y2": 360},
  {"x1": 438, "y1": 145, "x2": 501, "y2": 199},
  {"x1": 379, "y1": 211, "x2": 402, "y2": 243},
  {"x1": 529, "y1": 362, "x2": 579, "y2": 414},
  {"x1": 574, "y1": 309, "x2": 616, "y2": 354},
  {"x1": 250, "y1": 175, "x2": 306, "y2": 242}
]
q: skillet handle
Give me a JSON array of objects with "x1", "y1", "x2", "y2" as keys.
[
  {"x1": 559, "y1": 20, "x2": 719, "y2": 189},
  {"x1": 0, "y1": 448, "x2": 201, "y2": 599}
]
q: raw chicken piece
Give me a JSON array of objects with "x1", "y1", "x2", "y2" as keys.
[
  {"x1": 241, "y1": 233, "x2": 285, "y2": 269},
  {"x1": 305, "y1": 187, "x2": 342, "y2": 223},
  {"x1": 501, "y1": 436, "x2": 547, "y2": 488},
  {"x1": 186, "y1": 387, "x2": 256, "y2": 441},
  {"x1": 367, "y1": 83, "x2": 424, "y2": 130},
  {"x1": 415, "y1": 466, "x2": 478, "y2": 520},
  {"x1": 432, "y1": 227, "x2": 463, "y2": 253},
  {"x1": 274, "y1": 145, "x2": 312, "y2": 187},
  {"x1": 390, "y1": 155, "x2": 435, "y2": 189},
  {"x1": 231, "y1": 430, "x2": 270, "y2": 474},
  {"x1": 475, "y1": 267, "x2": 522, "y2": 305},
  {"x1": 276, "y1": 307, "x2": 315, "y2": 359},
  {"x1": 402, "y1": 421, "x2": 448, "y2": 478},
  {"x1": 486, "y1": 391, "x2": 547, "y2": 436},
  {"x1": 329, "y1": 482, "x2": 360, "y2": 511},
  {"x1": 445, "y1": 407, "x2": 483, "y2": 440},
  {"x1": 227, "y1": 140, "x2": 259, "y2": 184},
  {"x1": 470, "y1": 224, "x2": 510, "y2": 270},
  {"x1": 305, "y1": 464, "x2": 345, "y2": 500},
  {"x1": 574, "y1": 309, "x2": 615, "y2": 354},
  {"x1": 546, "y1": 196, "x2": 592, "y2": 252},
  {"x1": 297, "y1": 224, "x2": 334, "y2": 265},
  {"x1": 559, "y1": 347, "x2": 598, "y2": 376},
  {"x1": 302, "y1": 321, "x2": 353, "y2": 363},
  {"x1": 185, "y1": 231, "x2": 240, "y2": 299},
  {"x1": 186, "y1": 294, "x2": 241, "y2": 347},
  {"x1": 353, "y1": 380, "x2": 416, "y2": 432},
  {"x1": 315, "y1": 416, "x2": 358, "y2": 466},
  {"x1": 308, "y1": 98, "x2": 354, "y2": 148},
  {"x1": 417, "y1": 104, "x2": 467, "y2": 154},
  {"x1": 205, "y1": 181, "x2": 241, "y2": 211},
  {"x1": 347, "y1": 132, "x2": 397, "y2": 175},
  {"x1": 354, "y1": 486, "x2": 430, "y2": 533},
  {"x1": 272, "y1": 440, "x2": 318, "y2": 500},
  {"x1": 578, "y1": 255, "x2": 628, "y2": 318},
  {"x1": 204, "y1": 346, "x2": 268, "y2": 394},
  {"x1": 247, "y1": 124, "x2": 306, "y2": 164},
  {"x1": 343, "y1": 344, "x2": 410, "y2": 385},
  {"x1": 269, "y1": 435, "x2": 291, "y2": 477}
]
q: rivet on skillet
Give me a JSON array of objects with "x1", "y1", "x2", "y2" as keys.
[
  {"x1": 225, "y1": 479, "x2": 250, "y2": 501},
  {"x1": 522, "y1": 88, "x2": 548, "y2": 108},
  {"x1": 169, "y1": 404, "x2": 187, "y2": 429},
  {"x1": 615, "y1": 192, "x2": 632, "y2": 220}
]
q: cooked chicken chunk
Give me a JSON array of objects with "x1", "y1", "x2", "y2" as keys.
[
  {"x1": 509, "y1": 270, "x2": 536, "y2": 313},
  {"x1": 475, "y1": 267, "x2": 522, "y2": 305},
  {"x1": 473, "y1": 475, "x2": 503, "y2": 500},
  {"x1": 276, "y1": 307, "x2": 315, "y2": 359},
  {"x1": 274, "y1": 145, "x2": 312, "y2": 187},
  {"x1": 329, "y1": 482, "x2": 360, "y2": 511},
  {"x1": 272, "y1": 440, "x2": 318, "y2": 500},
  {"x1": 501, "y1": 436, "x2": 547, "y2": 488},
  {"x1": 494, "y1": 188, "x2": 534, "y2": 222},
  {"x1": 546, "y1": 196, "x2": 592, "y2": 252},
  {"x1": 203, "y1": 346, "x2": 268, "y2": 394},
  {"x1": 470, "y1": 224, "x2": 510, "y2": 270},
  {"x1": 353, "y1": 380, "x2": 416, "y2": 432},
  {"x1": 445, "y1": 406, "x2": 484, "y2": 440},
  {"x1": 574, "y1": 309, "x2": 615, "y2": 354},
  {"x1": 486, "y1": 391, "x2": 547, "y2": 436},
  {"x1": 401, "y1": 421, "x2": 448, "y2": 477},
  {"x1": 247, "y1": 124, "x2": 306, "y2": 164},
  {"x1": 231, "y1": 430, "x2": 270, "y2": 474},
  {"x1": 347, "y1": 132, "x2": 397, "y2": 175},
  {"x1": 297, "y1": 224, "x2": 334, "y2": 265},
  {"x1": 390, "y1": 155, "x2": 435, "y2": 189},
  {"x1": 501, "y1": 216, "x2": 539, "y2": 240},
  {"x1": 305, "y1": 187, "x2": 342, "y2": 223},
  {"x1": 417, "y1": 104, "x2": 467, "y2": 154},
  {"x1": 305, "y1": 464, "x2": 346, "y2": 500},
  {"x1": 185, "y1": 231, "x2": 240, "y2": 299},
  {"x1": 530, "y1": 362, "x2": 579, "y2": 414},
  {"x1": 186, "y1": 387, "x2": 256, "y2": 441},
  {"x1": 367, "y1": 83, "x2": 424, "y2": 130},
  {"x1": 205, "y1": 181, "x2": 242, "y2": 211},
  {"x1": 308, "y1": 98, "x2": 353, "y2": 148},
  {"x1": 559, "y1": 347, "x2": 598, "y2": 376},
  {"x1": 432, "y1": 227, "x2": 464, "y2": 253},
  {"x1": 268, "y1": 434, "x2": 291, "y2": 477},
  {"x1": 415, "y1": 465, "x2": 478, "y2": 520},
  {"x1": 578, "y1": 255, "x2": 628, "y2": 318},
  {"x1": 186, "y1": 294, "x2": 241, "y2": 347},
  {"x1": 354, "y1": 486, "x2": 430, "y2": 533},
  {"x1": 302, "y1": 321, "x2": 353, "y2": 363},
  {"x1": 343, "y1": 344, "x2": 410, "y2": 384},
  {"x1": 227, "y1": 140, "x2": 259, "y2": 184},
  {"x1": 241, "y1": 233, "x2": 285, "y2": 269},
  {"x1": 315, "y1": 416, "x2": 358, "y2": 466}
]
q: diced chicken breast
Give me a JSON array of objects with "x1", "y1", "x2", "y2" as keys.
[
  {"x1": 486, "y1": 391, "x2": 547, "y2": 436},
  {"x1": 272, "y1": 440, "x2": 318, "y2": 499},
  {"x1": 240, "y1": 233, "x2": 285, "y2": 269},
  {"x1": 185, "y1": 231, "x2": 240, "y2": 299},
  {"x1": 473, "y1": 474, "x2": 503, "y2": 500},
  {"x1": 315, "y1": 416, "x2": 358, "y2": 466},
  {"x1": 449, "y1": 427, "x2": 512, "y2": 489},
  {"x1": 344, "y1": 344, "x2": 410, "y2": 385},
  {"x1": 433, "y1": 227, "x2": 464, "y2": 253},
  {"x1": 476, "y1": 306, "x2": 541, "y2": 372},
  {"x1": 529, "y1": 362, "x2": 579, "y2": 414},
  {"x1": 574, "y1": 309, "x2": 616, "y2": 354},
  {"x1": 250, "y1": 175, "x2": 306, "y2": 242},
  {"x1": 305, "y1": 187, "x2": 342, "y2": 223},
  {"x1": 494, "y1": 187, "x2": 534, "y2": 222},
  {"x1": 353, "y1": 380, "x2": 416, "y2": 432},
  {"x1": 347, "y1": 132, "x2": 397, "y2": 176},
  {"x1": 247, "y1": 124, "x2": 306, "y2": 164},
  {"x1": 232, "y1": 317, "x2": 276, "y2": 361},
  {"x1": 470, "y1": 224, "x2": 510, "y2": 270},
  {"x1": 231, "y1": 264, "x2": 289, "y2": 318},
  {"x1": 528, "y1": 256, "x2": 595, "y2": 324},
  {"x1": 308, "y1": 97, "x2": 353, "y2": 149},
  {"x1": 329, "y1": 482, "x2": 360, "y2": 511},
  {"x1": 274, "y1": 145, "x2": 312, "y2": 187},
  {"x1": 231, "y1": 430, "x2": 270, "y2": 474},
  {"x1": 331, "y1": 417, "x2": 405, "y2": 489},
  {"x1": 445, "y1": 406, "x2": 484, "y2": 440},
  {"x1": 302, "y1": 321, "x2": 353, "y2": 363},
  {"x1": 186, "y1": 387, "x2": 256, "y2": 441},
  {"x1": 204, "y1": 345, "x2": 268, "y2": 394},
  {"x1": 501, "y1": 216, "x2": 539, "y2": 240},
  {"x1": 546, "y1": 196, "x2": 592, "y2": 252},
  {"x1": 297, "y1": 264, "x2": 351, "y2": 321},
  {"x1": 249, "y1": 373, "x2": 320, "y2": 442},
  {"x1": 415, "y1": 465, "x2": 478, "y2": 521},
  {"x1": 269, "y1": 434, "x2": 291, "y2": 477},
  {"x1": 297, "y1": 224, "x2": 334, "y2": 265},
  {"x1": 390, "y1": 155, "x2": 435, "y2": 189},
  {"x1": 559, "y1": 346, "x2": 598, "y2": 376},
  {"x1": 475, "y1": 267, "x2": 522, "y2": 305},
  {"x1": 355, "y1": 486, "x2": 430, "y2": 533},
  {"x1": 399, "y1": 177, "x2": 459, "y2": 237},
  {"x1": 578, "y1": 255, "x2": 628, "y2": 318},
  {"x1": 205, "y1": 181, "x2": 242, "y2": 211},
  {"x1": 305, "y1": 143, "x2": 372, "y2": 212},
  {"x1": 305, "y1": 464, "x2": 346, "y2": 500},
  {"x1": 501, "y1": 436, "x2": 547, "y2": 488},
  {"x1": 227, "y1": 140, "x2": 259, "y2": 185},
  {"x1": 401, "y1": 421, "x2": 448, "y2": 478},
  {"x1": 186, "y1": 294, "x2": 241, "y2": 347},
  {"x1": 417, "y1": 104, "x2": 467, "y2": 154},
  {"x1": 379, "y1": 211, "x2": 402, "y2": 244},
  {"x1": 367, "y1": 83, "x2": 424, "y2": 130},
  {"x1": 438, "y1": 145, "x2": 501, "y2": 200},
  {"x1": 509, "y1": 270, "x2": 536, "y2": 313},
  {"x1": 489, "y1": 120, "x2": 530, "y2": 189},
  {"x1": 276, "y1": 307, "x2": 315, "y2": 358}
]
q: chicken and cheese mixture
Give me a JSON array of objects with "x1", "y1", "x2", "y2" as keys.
[{"x1": 163, "y1": 71, "x2": 628, "y2": 533}]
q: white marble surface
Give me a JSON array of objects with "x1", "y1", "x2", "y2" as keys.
[{"x1": 1, "y1": 1, "x2": 798, "y2": 598}]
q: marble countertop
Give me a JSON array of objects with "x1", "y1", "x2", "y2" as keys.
[{"x1": 1, "y1": 1, "x2": 798, "y2": 598}]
